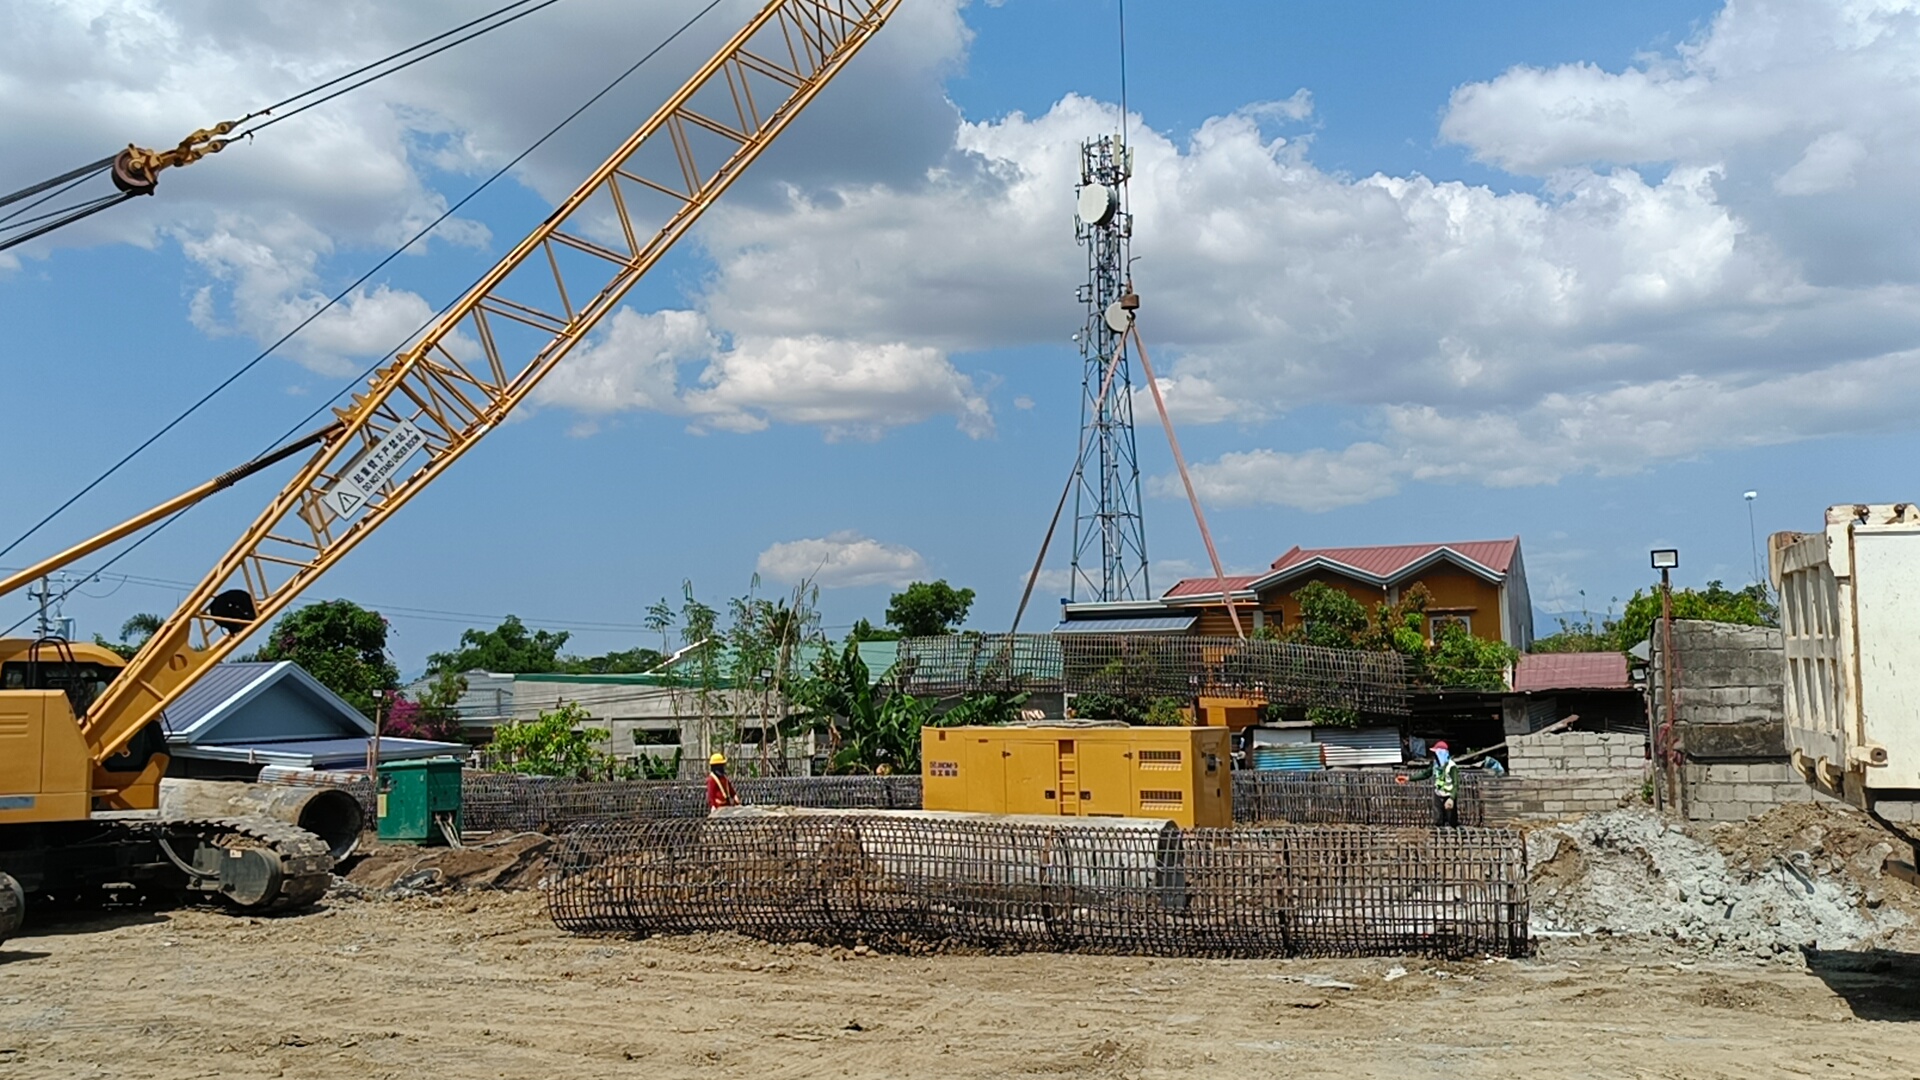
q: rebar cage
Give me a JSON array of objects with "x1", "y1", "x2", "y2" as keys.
[
  {"x1": 545, "y1": 814, "x2": 1528, "y2": 958},
  {"x1": 336, "y1": 771, "x2": 1488, "y2": 833},
  {"x1": 1233, "y1": 771, "x2": 1487, "y2": 827},
  {"x1": 896, "y1": 634, "x2": 1411, "y2": 715}
]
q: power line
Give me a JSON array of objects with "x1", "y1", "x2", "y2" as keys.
[
  {"x1": 1, "y1": 0, "x2": 734, "y2": 633},
  {"x1": 2, "y1": 0, "x2": 729, "y2": 571},
  {"x1": 0, "y1": 0, "x2": 568, "y2": 253}
]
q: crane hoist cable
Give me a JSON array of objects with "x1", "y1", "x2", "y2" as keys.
[
  {"x1": 0, "y1": 0, "x2": 566, "y2": 255},
  {"x1": 1, "y1": 0, "x2": 733, "y2": 620}
]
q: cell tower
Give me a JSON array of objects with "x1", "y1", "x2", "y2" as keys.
[{"x1": 1068, "y1": 134, "x2": 1150, "y2": 603}]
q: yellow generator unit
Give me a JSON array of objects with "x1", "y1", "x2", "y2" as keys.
[{"x1": 921, "y1": 725, "x2": 1231, "y2": 828}]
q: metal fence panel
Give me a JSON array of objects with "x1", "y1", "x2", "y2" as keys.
[
  {"x1": 545, "y1": 814, "x2": 1528, "y2": 958},
  {"x1": 1232, "y1": 771, "x2": 1486, "y2": 827},
  {"x1": 456, "y1": 773, "x2": 923, "y2": 833},
  {"x1": 896, "y1": 634, "x2": 1411, "y2": 715}
]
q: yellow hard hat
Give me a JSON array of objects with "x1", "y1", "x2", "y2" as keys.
[{"x1": 709, "y1": 752, "x2": 727, "y2": 766}]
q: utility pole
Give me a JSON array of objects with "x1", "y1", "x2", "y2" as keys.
[
  {"x1": 1651, "y1": 548, "x2": 1680, "y2": 810},
  {"x1": 28, "y1": 572, "x2": 76, "y2": 640}
]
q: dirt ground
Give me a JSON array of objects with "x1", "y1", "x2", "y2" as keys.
[{"x1": 3, "y1": 886, "x2": 1918, "y2": 1080}]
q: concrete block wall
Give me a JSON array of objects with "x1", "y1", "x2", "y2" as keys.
[
  {"x1": 1507, "y1": 730, "x2": 1646, "y2": 776},
  {"x1": 1679, "y1": 760, "x2": 1834, "y2": 823},
  {"x1": 1643, "y1": 619, "x2": 1831, "y2": 822},
  {"x1": 1648, "y1": 620, "x2": 1784, "y2": 728},
  {"x1": 1486, "y1": 730, "x2": 1648, "y2": 821},
  {"x1": 1482, "y1": 775, "x2": 1647, "y2": 822}
]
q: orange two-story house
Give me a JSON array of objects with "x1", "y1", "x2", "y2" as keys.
[{"x1": 1058, "y1": 538, "x2": 1533, "y2": 651}]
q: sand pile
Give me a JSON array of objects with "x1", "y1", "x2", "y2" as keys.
[{"x1": 1527, "y1": 805, "x2": 1915, "y2": 956}]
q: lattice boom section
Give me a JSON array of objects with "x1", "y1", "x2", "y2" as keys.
[
  {"x1": 546, "y1": 815, "x2": 1529, "y2": 958},
  {"x1": 895, "y1": 634, "x2": 1410, "y2": 715}
]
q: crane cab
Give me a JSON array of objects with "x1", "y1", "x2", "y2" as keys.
[{"x1": 0, "y1": 638, "x2": 168, "y2": 820}]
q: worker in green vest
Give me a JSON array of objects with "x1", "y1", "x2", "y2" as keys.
[{"x1": 1425, "y1": 740, "x2": 1460, "y2": 827}]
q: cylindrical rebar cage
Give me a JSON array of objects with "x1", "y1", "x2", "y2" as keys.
[{"x1": 546, "y1": 813, "x2": 1528, "y2": 958}]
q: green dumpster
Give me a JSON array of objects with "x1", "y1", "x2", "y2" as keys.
[{"x1": 376, "y1": 757, "x2": 463, "y2": 845}]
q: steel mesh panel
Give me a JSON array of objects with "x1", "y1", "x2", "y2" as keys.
[
  {"x1": 896, "y1": 634, "x2": 1410, "y2": 715},
  {"x1": 1232, "y1": 771, "x2": 1486, "y2": 827},
  {"x1": 457, "y1": 773, "x2": 923, "y2": 833},
  {"x1": 546, "y1": 814, "x2": 1529, "y2": 958}
]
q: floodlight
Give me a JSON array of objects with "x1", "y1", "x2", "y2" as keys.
[{"x1": 1650, "y1": 549, "x2": 1680, "y2": 570}]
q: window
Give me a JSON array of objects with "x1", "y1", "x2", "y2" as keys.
[{"x1": 1428, "y1": 614, "x2": 1472, "y2": 642}]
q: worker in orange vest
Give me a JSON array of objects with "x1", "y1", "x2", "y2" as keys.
[{"x1": 707, "y1": 752, "x2": 740, "y2": 810}]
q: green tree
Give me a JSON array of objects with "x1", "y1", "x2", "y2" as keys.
[
  {"x1": 387, "y1": 670, "x2": 468, "y2": 743},
  {"x1": 1532, "y1": 581, "x2": 1777, "y2": 654},
  {"x1": 1278, "y1": 581, "x2": 1513, "y2": 692},
  {"x1": 251, "y1": 599, "x2": 399, "y2": 719},
  {"x1": 884, "y1": 580, "x2": 975, "y2": 637},
  {"x1": 1425, "y1": 622, "x2": 1520, "y2": 691},
  {"x1": 1613, "y1": 580, "x2": 1776, "y2": 651},
  {"x1": 1531, "y1": 615, "x2": 1617, "y2": 654},
  {"x1": 427, "y1": 615, "x2": 570, "y2": 675},
  {"x1": 790, "y1": 639, "x2": 927, "y2": 774},
  {"x1": 486, "y1": 702, "x2": 616, "y2": 778},
  {"x1": 848, "y1": 617, "x2": 901, "y2": 642},
  {"x1": 557, "y1": 646, "x2": 667, "y2": 674},
  {"x1": 93, "y1": 611, "x2": 163, "y2": 661}
]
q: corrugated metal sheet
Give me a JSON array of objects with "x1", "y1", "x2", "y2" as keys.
[
  {"x1": 1162, "y1": 575, "x2": 1259, "y2": 599},
  {"x1": 1251, "y1": 744, "x2": 1325, "y2": 771},
  {"x1": 1052, "y1": 615, "x2": 1198, "y2": 634},
  {"x1": 1270, "y1": 540, "x2": 1517, "y2": 578},
  {"x1": 161, "y1": 661, "x2": 280, "y2": 737},
  {"x1": 1248, "y1": 726, "x2": 1313, "y2": 747},
  {"x1": 174, "y1": 736, "x2": 463, "y2": 767},
  {"x1": 1312, "y1": 726, "x2": 1404, "y2": 767},
  {"x1": 1512, "y1": 651, "x2": 1631, "y2": 692}
]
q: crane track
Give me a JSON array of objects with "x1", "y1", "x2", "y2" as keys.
[{"x1": 147, "y1": 815, "x2": 334, "y2": 912}]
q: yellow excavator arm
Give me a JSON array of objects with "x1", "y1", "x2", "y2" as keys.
[{"x1": 66, "y1": 0, "x2": 901, "y2": 768}]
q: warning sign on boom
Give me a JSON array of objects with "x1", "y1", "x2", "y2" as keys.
[{"x1": 321, "y1": 420, "x2": 425, "y2": 521}]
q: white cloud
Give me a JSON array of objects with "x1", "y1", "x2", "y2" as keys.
[
  {"x1": 673, "y1": 1, "x2": 1920, "y2": 506},
  {"x1": 757, "y1": 531, "x2": 927, "y2": 589},
  {"x1": 532, "y1": 309, "x2": 993, "y2": 439},
  {"x1": 687, "y1": 335, "x2": 993, "y2": 441},
  {"x1": 0, "y1": 0, "x2": 982, "y2": 429},
  {"x1": 1166, "y1": 444, "x2": 1404, "y2": 512},
  {"x1": 15, "y1": 0, "x2": 1920, "y2": 488},
  {"x1": 535, "y1": 308, "x2": 711, "y2": 415}
]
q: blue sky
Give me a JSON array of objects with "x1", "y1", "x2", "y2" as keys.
[{"x1": 6, "y1": 0, "x2": 1918, "y2": 673}]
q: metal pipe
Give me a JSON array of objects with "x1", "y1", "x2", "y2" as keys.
[{"x1": 158, "y1": 778, "x2": 365, "y2": 860}]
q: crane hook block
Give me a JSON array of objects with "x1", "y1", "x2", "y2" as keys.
[{"x1": 112, "y1": 113, "x2": 259, "y2": 196}]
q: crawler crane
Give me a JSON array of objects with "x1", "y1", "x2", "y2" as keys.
[{"x1": 0, "y1": 0, "x2": 900, "y2": 942}]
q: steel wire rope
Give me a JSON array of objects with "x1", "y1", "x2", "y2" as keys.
[
  {"x1": 0, "y1": 193, "x2": 140, "y2": 254},
  {"x1": 0, "y1": 1, "x2": 562, "y2": 252},
  {"x1": 0, "y1": 0, "x2": 733, "y2": 636},
  {"x1": 0, "y1": 154, "x2": 116, "y2": 213},
  {"x1": 0, "y1": 161, "x2": 113, "y2": 226},
  {"x1": 236, "y1": 0, "x2": 567, "y2": 137}
]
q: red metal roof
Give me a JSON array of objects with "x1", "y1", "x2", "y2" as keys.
[
  {"x1": 1163, "y1": 538, "x2": 1521, "y2": 601},
  {"x1": 1269, "y1": 539, "x2": 1518, "y2": 579},
  {"x1": 1163, "y1": 574, "x2": 1259, "y2": 598},
  {"x1": 1512, "y1": 652, "x2": 1632, "y2": 692}
]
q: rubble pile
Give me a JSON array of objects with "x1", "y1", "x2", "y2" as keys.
[{"x1": 1527, "y1": 806, "x2": 1916, "y2": 956}]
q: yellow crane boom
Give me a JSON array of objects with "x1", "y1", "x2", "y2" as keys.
[{"x1": 79, "y1": 0, "x2": 901, "y2": 766}]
